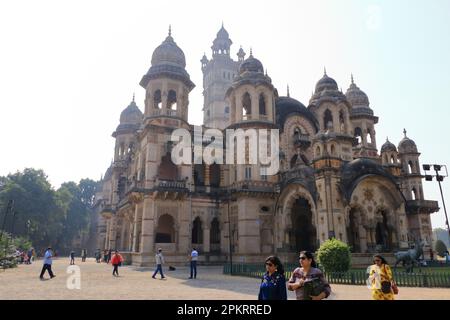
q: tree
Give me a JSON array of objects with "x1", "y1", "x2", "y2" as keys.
[
  {"x1": 316, "y1": 238, "x2": 351, "y2": 273},
  {"x1": 435, "y1": 239, "x2": 448, "y2": 257}
]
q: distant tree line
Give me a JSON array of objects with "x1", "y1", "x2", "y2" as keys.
[{"x1": 0, "y1": 168, "x2": 97, "y2": 255}]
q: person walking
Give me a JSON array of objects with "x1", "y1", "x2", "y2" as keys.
[
  {"x1": 258, "y1": 256, "x2": 287, "y2": 300},
  {"x1": 95, "y1": 249, "x2": 101, "y2": 263},
  {"x1": 367, "y1": 254, "x2": 398, "y2": 300},
  {"x1": 81, "y1": 249, "x2": 87, "y2": 262},
  {"x1": 152, "y1": 248, "x2": 165, "y2": 279},
  {"x1": 70, "y1": 251, "x2": 75, "y2": 265},
  {"x1": 287, "y1": 251, "x2": 331, "y2": 300},
  {"x1": 107, "y1": 249, "x2": 112, "y2": 264},
  {"x1": 189, "y1": 248, "x2": 198, "y2": 279},
  {"x1": 39, "y1": 247, "x2": 56, "y2": 280},
  {"x1": 111, "y1": 250, "x2": 124, "y2": 277}
]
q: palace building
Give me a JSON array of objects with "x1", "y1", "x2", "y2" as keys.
[{"x1": 93, "y1": 25, "x2": 438, "y2": 266}]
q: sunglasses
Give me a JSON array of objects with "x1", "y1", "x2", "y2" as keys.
[
  {"x1": 265, "y1": 262, "x2": 274, "y2": 267},
  {"x1": 299, "y1": 256, "x2": 307, "y2": 260}
]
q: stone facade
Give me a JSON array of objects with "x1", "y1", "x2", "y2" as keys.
[{"x1": 94, "y1": 26, "x2": 439, "y2": 266}]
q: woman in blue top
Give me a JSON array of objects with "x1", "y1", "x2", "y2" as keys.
[{"x1": 258, "y1": 256, "x2": 287, "y2": 300}]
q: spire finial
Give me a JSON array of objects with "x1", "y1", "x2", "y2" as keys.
[
  {"x1": 250, "y1": 47, "x2": 253, "y2": 56},
  {"x1": 403, "y1": 128, "x2": 407, "y2": 137},
  {"x1": 132, "y1": 92, "x2": 135, "y2": 102},
  {"x1": 222, "y1": 21, "x2": 224, "y2": 28},
  {"x1": 386, "y1": 136, "x2": 389, "y2": 142},
  {"x1": 351, "y1": 73, "x2": 354, "y2": 84},
  {"x1": 324, "y1": 66, "x2": 327, "y2": 76},
  {"x1": 287, "y1": 84, "x2": 290, "y2": 97},
  {"x1": 168, "y1": 25, "x2": 172, "y2": 36},
  {"x1": 265, "y1": 68, "x2": 268, "y2": 76}
]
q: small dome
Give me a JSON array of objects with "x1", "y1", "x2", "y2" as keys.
[
  {"x1": 151, "y1": 32, "x2": 186, "y2": 68},
  {"x1": 275, "y1": 96, "x2": 318, "y2": 130},
  {"x1": 315, "y1": 72, "x2": 338, "y2": 93},
  {"x1": 120, "y1": 99, "x2": 143, "y2": 125},
  {"x1": 239, "y1": 53, "x2": 264, "y2": 74},
  {"x1": 398, "y1": 129, "x2": 417, "y2": 153},
  {"x1": 345, "y1": 75, "x2": 370, "y2": 107},
  {"x1": 381, "y1": 138, "x2": 397, "y2": 153},
  {"x1": 216, "y1": 25, "x2": 229, "y2": 39}
]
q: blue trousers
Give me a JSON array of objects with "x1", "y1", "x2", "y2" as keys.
[
  {"x1": 152, "y1": 264, "x2": 164, "y2": 278},
  {"x1": 190, "y1": 260, "x2": 197, "y2": 278}
]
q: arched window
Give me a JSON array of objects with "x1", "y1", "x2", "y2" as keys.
[
  {"x1": 168, "y1": 90, "x2": 177, "y2": 110},
  {"x1": 408, "y1": 161, "x2": 414, "y2": 174},
  {"x1": 158, "y1": 153, "x2": 178, "y2": 180},
  {"x1": 315, "y1": 146, "x2": 321, "y2": 157},
  {"x1": 224, "y1": 106, "x2": 229, "y2": 114},
  {"x1": 154, "y1": 90, "x2": 162, "y2": 109},
  {"x1": 339, "y1": 110, "x2": 345, "y2": 132},
  {"x1": 354, "y1": 127, "x2": 363, "y2": 145},
  {"x1": 192, "y1": 217, "x2": 203, "y2": 244},
  {"x1": 210, "y1": 218, "x2": 220, "y2": 245},
  {"x1": 384, "y1": 154, "x2": 389, "y2": 164},
  {"x1": 259, "y1": 93, "x2": 266, "y2": 115},
  {"x1": 367, "y1": 129, "x2": 372, "y2": 144},
  {"x1": 391, "y1": 155, "x2": 395, "y2": 164},
  {"x1": 155, "y1": 214, "x2": 175, "y2": 243},
  {"x1": 323, "y1": 109, "x2": 333, "y2": 130},
  {"x1": 210, "y1": 163, "x2": 221, "y2": 188},
  {"x1": 330, "y1": 144, "x2": 336, "y2": 156},
  {"x1": 412, "y1": 187, "x2": 418, "y2": 200},
  {"x1": 242, "y1": 92, "x2": 251, "y2": 117}
]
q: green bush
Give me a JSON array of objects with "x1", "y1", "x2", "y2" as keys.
[
  {"x1": 435, "y1": 240, "x2": 448, "y2": 257},
  {"x1": 316, "y1": 238, "x2": 351, "y2": 272}
]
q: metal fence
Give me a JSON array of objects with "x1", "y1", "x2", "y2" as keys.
[{"x1": 223, "y1": 263, "x2": 450, "y2": 288}]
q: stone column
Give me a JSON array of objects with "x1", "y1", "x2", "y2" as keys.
[
  {"x1": 140, "y1": 197, "x2": 155, "y2": 254},
  {"x1": 108, "y1": 215, "x2": 117, "y2": 250},
  {"x1": 132, "y1": 206, "x2": 140, "y2": 252},
  {"x1": 203, "y1": 226, "x2": 210, "y2": 253}
]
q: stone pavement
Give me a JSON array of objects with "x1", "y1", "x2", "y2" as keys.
[{"x1": 0, "y1": 258, "x2": 449, "y2": 300}]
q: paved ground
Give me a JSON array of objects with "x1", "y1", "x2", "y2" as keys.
[{"x1": 0, "y1": 258, "x2": 449, "y2": 300}]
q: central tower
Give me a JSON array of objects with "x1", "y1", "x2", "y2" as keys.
[{"x1": 201, "y1": 25, "x2": 245, "y2": 129}]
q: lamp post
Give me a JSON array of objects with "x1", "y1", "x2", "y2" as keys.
[
  {"x1": 227, "y1": 188, "x2": 233, "y2": 275},
  {"x1": 423, "y1": 164, "x2": 450, "y2": 238}
]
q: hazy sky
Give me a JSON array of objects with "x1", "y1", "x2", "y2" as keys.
[{"x1": 1, "y1": 0, "x2": 450, "y2": 229}]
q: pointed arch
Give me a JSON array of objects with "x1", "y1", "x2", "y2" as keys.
[{"x1": 259, "y1": 93, "x2": 266, "y2": 115}]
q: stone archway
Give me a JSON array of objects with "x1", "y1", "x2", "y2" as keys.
[
  {"x1": 277, "y1": 184, "x2": 318, "y2": 255},
  {"x1": 290, "y1": 197, "x2": 316, "y2": 252}
]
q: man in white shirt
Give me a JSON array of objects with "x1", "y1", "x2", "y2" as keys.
[
  {"x1": 189, "y1": 248, "x2": 198, "y2": 279},
  {"x1": 39, "y1": 247, "x2": 55, "y2": 280},
  {"x1": 152, "y1": 248, "x2": 165, "y2": 279}
]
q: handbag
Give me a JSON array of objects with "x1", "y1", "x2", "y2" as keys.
[
  {"x1": 381, "y1": 265, "x2": 393, "y2": 294},
  {"x1": 303, "y1": 278, "x2": 325, "y2": 300}
]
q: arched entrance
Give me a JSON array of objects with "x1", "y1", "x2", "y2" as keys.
[
  {"x1": 290, "y1": 197, "x2": 316, "y2": 252},
  {"x1": 375, "y1": 209, "x2": 392, "y2": 251},
  {"x1": 155, "y1": 214, "x2": 175, "y2": 243},
  {"x1": 347, "y1": 208, "x2": 360, "y2": 253},
  {"x1": 192, "y1": 217, "x2": 203, "y2": 245}
]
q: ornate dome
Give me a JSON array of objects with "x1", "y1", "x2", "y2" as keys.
[
  {"x1": 315, "y1": 71, "x2": 339, "y2": 93},
  {"x1": 151, "y1": 31, "x2": 186, "y2": 68},
  {"x1": 239, "y1": 51, "x2": 264, "y2": 74},
  {"x1": 345, "y1": 75, "x2": 370, "y2": 107},
  {"x1": 216, "y1": 25, "x2": 229, "y2": 39},
  {"x1": 381, "y1": 138, "x2": 397, "y2": 153},
  {"x1": 275, "y1": 96, "x2": 318, "y2": 130},
  {"x1": 398, "y1": 129, "x2": 418, "y2": 153},
  {"x1": 119, "y1": 97, "x2": 143, "y2": 125},
  {"x1": 140, "y1": 27, "x2": 195, "y2": 90}
]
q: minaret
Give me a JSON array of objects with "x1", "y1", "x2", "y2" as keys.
[
  {"x1": 345, "y1": 74, "x2": 379, "y2": 159},
  {"x1": 201, "y1": 24, "x2": 242, "y2": 129}
]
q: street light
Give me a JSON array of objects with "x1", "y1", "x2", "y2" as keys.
[{"x1": 422, "y1": 164, "x2": 450, "y2": 238}]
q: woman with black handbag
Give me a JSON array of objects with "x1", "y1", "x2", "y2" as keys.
[
  {"x1": 367, "y1": 254, "x2": 398, "y2": 300},
  {"x1": 287, "y1": 251, "x2": 331, "y2": 300}
]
